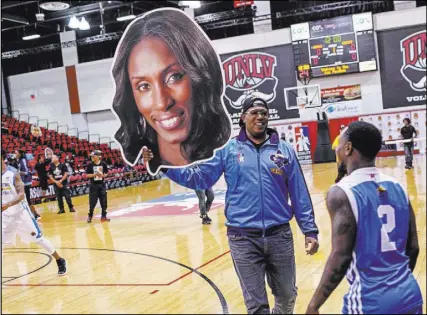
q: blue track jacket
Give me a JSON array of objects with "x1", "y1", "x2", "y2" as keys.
[{"x1": 166, "y1": 128, "x2": 319, "y2": 238}]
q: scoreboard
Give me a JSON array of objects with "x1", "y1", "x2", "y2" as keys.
[{"x1": 291, "y1": 12, "x2": 377, "y2": 78}]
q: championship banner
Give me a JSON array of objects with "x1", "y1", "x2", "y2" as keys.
[
  {"x1": 221, "y1": 45, "x2": 299, "y2": 127},
  {"x1": 322, "y1": 84, "x2": 362, "y2": 118},
  {"x1": 294, "y1": 126, "x2": 312, "y2": 164},
  {"x1": 111, "y1": 8, "x2": 232, "y2": 176}
]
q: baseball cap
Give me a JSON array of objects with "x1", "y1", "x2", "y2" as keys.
[
  {"x1": 239, "y1": 97, "x2": 269, "y2": 127},
  {"x1": 90, "y1": 150, "x2": 102, "y2": 157}
]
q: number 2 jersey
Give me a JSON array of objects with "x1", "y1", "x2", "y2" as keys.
[{"x1": 335, "y1": 167, "x2": 422, "y2": 314}]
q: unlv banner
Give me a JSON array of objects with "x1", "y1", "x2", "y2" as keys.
[
  {"x1": 221, "y1": 45, "x2": 299, "y2": 126},
  {"x1": 377, "y1": 26, "x2": 426, "y2": 109}
]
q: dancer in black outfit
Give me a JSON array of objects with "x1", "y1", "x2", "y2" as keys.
[
  {"x1": 86, "y1": 150, "x2": 110, "y2": 223},
  {"x1": 48, "y1": 155, "x2": 75, "y2": 214},
  {"x1": 35, "y1": 155, "x2": 51, "y2": 204}
]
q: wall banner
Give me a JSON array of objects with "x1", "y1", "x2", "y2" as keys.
[
  {"x1": 220, "y1": 44, "x2": 300, "y2": 127},
  {"x1": 377, "y1": 26, "x2": 426, "y2": 109}
]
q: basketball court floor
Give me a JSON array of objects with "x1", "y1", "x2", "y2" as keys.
[{"x1": 2, "y1": 155, "x2": 426, "y2": 314}]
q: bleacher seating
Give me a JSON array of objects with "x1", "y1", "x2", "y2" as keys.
[{"x1": 1, "y1": 114, "x2": 150, "y2": 203}]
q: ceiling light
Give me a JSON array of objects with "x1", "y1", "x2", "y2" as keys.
[
  {"x1": 22, "y1": 34, "x2": 41, "y2": 40},
  {"x1": 39, "y1": 1, "x2": 70, "y2": 11},
  {"x1": 179, "y1": 1, "x2": 201, "y2": 8},
  {"x1": 79, "y1": 17, "x2": 90, "y2": 30},
  {"x1": 117, "y1": 14, "x2": 136, "y2": 22},
  {"x1": 68, "y1": 16, "x2": 80, "y2": 29}
]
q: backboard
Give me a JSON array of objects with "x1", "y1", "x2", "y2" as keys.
[{"x1": 284, "y1": 84, "x2": 321, "y2": 111}]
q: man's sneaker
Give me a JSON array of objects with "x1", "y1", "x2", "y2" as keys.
[
  {"x1": 87, "y1": 216, "x2": 92, "y2": 223},
  {"x1": 34, "y1": 213, "x2": 41, "y2": 221},
  {"x1": 200, "y1": 215, "x2": 212, "y2": 222},
  {"x1": 202, "y1": 217, "x2": 211, "y2": 225},
  {"x1": 58, "y1": 210, "x2": 65, "y2": 214},
  {"x1": 69, "y1": 208, "x2": 76, "y2": 213},
  {"x1": 57, "y1": 258, "x2": 67, "y2": 276},
  {"x1": 101, "y1": 217, "x2": 110, "y2": 222}
]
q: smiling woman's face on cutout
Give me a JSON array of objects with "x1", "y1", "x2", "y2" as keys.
[{"x1": 127, "y1": 37, "x2": 193, "y2": 146}]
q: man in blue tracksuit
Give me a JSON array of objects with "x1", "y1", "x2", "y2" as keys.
[{"x1": 143, "y1": 97, "x2": 319, "y2": 314}]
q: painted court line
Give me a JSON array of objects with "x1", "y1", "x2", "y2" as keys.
[{"x1": 4, "y1": 250, "x2": 231, "y2": 287}]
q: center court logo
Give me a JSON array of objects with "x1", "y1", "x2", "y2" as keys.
[
  {"x1": 96, "y1": 190, "x2": 227, "y2": 218},
  {"x1": 400, "y1": 30, "x2": 426, "y2": 92},
  {"x1": 222, "y1": 52, "x2": 278, "y2": 109}
]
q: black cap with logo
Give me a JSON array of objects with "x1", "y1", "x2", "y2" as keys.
[
  {"x1": 238, "y1": 97, "x2": 269, "y2": 127},
  {"x1": 90, "y1": 150, "x2": 102, "y2": 157}
]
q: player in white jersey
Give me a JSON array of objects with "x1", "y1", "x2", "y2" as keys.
[
  {"x1": 307, "y1": 121, "x2": 422, "y2": 314},
  {"x1": 2, "y1": 155, "x2": 67, "y2": 275}
]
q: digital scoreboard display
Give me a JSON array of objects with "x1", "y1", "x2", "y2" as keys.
[{"x1": 291, "y1": 13, "x2": 377, "y2": 78}]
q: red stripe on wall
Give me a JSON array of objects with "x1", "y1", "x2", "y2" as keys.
[
  {"x1": 302, "y1": 121, "x2": 318, "y2": 160},
  {"x1": 65, "y1": 66, "x2": 81, "y2": 114},
  {"x1": 328, "y1": 117, "x2": 360, "y2": 143}
]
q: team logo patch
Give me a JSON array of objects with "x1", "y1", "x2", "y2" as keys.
[
  {"x1": 400, "y1": 30, "x2": 426, "y2": 92},
  {"x1": 237, "y1": 152, "x2": 245, "y2": 163},
  {"x1": 270, "y1": 150, "x2": 288, "y2": 169},
  {"x1": 222, "y1": 52, "x2": 278, "y2": 109}
]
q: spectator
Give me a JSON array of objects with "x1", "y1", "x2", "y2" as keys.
[
  {"x1": 401, "y1": 118, "x2": 417, "y2": 169},
  {"x1": 14, "y1": 150, "x2": 41, "y2": 220},
  {"x1": 332, "y1": 125, "x2": 347, "y2": 183}
]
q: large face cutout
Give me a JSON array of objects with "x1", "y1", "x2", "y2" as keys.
[
  {"x1": 111, "y1": 8, "x2": 232, "y2": 176},
  {"x1": 127, "y1": 38, "x2": 193, "y2": 148}
]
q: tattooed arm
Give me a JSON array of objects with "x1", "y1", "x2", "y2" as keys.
[
  {"x1": 1, "y1": 172, "x2": 26, "y2": 211},
  {"x1": 306, "y1": 186, "x2": 357, "y2": 314}
]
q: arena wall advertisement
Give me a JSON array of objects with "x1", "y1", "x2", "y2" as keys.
[
  {"x1": 220, "y1": 44, "x2": 300, "y2": 127},
  {"x1": 377, "y1": 25, "x2": 426, "y2": 109},
  {"x1": 322, "y1": 84, "x2": 362, "y2": 118},
  {"x1": 29, "y1": 173, "x2": 160, "y2": 203},
  {"x1": 294, "y1": 126, "x2": 312, "y2": 164}
]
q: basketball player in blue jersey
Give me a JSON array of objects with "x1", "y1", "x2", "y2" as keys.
[
  {"x1": 1, "y1": 154, "x2": 67, "y2": 275},
  {"x1": 306, "y1": 121, "x2": 422, "y2": 314}
]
